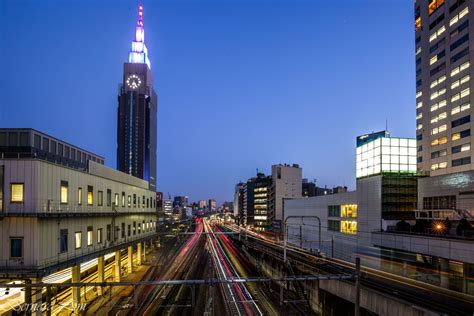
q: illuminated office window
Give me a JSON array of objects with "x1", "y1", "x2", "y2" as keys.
[
  {"x1": 10, "y1": 183, "x2": 24, "y2": 203},
  {"x1": 430, "y1": 75, "x2": 446, "y2": 88},
  {"x1": 87, "y1": 186, "x2": 93, "y2": 205},
  {"x1": 451, "y1": 75, "x2": 470, "y2": 89},
  {"x1": 429, "y1": 24, "x2": 445, "y2": 42},
  {"x1": 431, "y1": 162, "x2": 447, "y2": 170},
  {"x1": 75, "y1": 232, "x2": 82, "y2": 249},
  {"x1": 451, "y1": 103, "x2": 470, "y2": 115},
  {"x1": 60, "y1": 181, "x2": 68, "y2": 204},
  {"x1": 341, "y1": 204, "x2": 357, "y2": 218},
  {"x1": 451, "y1": 88, "x2": 470, "y2": 102},
  {"x1": 428, "y1": 0, "x2": 445, "y2": 15},
  {"x1": 431, "y1": 112, "x2": 447, "y2": 123},
  {"x1": 78, "y1": 187, "x2": 82, "y2": 205},
  {"x1": 431, "y1": 124, "x2": 447, "y2": 135},
  {"x1": 431, "y1": 88, "x2": 446, "y2": 100},
  {"x1": 415, "y1": 16, "x2": 421, "y2": 31},
  {"x1": 97, "y1": 228, "x2": 103, "y2": 244},
  {"x1": 341, "y1": 221, "x2": 357, "y2": 234},
  {"x1": 450, "y1": 7, "x2": 468, "y2": 26},
  {"x1": 87, "y1": 227, "x2": 93, "y2": 246},
  {"x1": 451, "y1": 61, "x2": 470, "y2": 77}
]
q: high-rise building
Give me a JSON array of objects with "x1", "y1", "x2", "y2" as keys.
[
  {"x1": 173, "y1": 196, "x2": 188, "y2": 208},
  {"x1": 198, "y1": 200, "x2": 207, "y2": 209},
  {"x1": 208, "y1": 199, "x2": 217, "y2": 212},
  {"x1": 242, "y1": 173, "x2": 272, "y2": 230},
  {"x1": 415, "y1": 0, "x2": 472, "y2": 176},
  {"x1": 268, "y1": 164, "x2": 303, "y2": 222},
  {"x1": 414, "y1": 0, "x2": 474, "y2": 234},
  {"x1": 117, "y1": 3, "x2": 157, "y2": 191},
  {"x1": 156, "y1": 191, "x2": 164, "y2": 220},
  {"x1": 251, "y1": 174, "x2": 272, "y2": 230},
  {"x1": 233, "y1": 182, "x2": 245, "y2": 217},
  {"x1": 164, "y1": 199, "x2": 173, "y2": 218}
]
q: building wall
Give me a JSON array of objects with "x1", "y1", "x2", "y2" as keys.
[
  {"x1": 1, "y1": 160, "x2": 156, "y2": 214},
  {"x1": 284, "y1": 192, "x2": 358, "y2": 262},
  {"x1": 233, "y1": 183, "x2": 243, "y2": 217},
  {"x1": 356, "y1": 175, "x2": 383, "y2": 247},
  {"x1": 0, "y1": 159, "x2": 157, "y2": 272},
  {"x1": 271, "y1": 164, "x2": 302, "y2": 221},
  {"x1": 0, "y1": 214, "x2": 156, "y2": 269},
  {"x1": 372, "y1": 231, "x2": 474, "y2": 264},
  {"x1": 418, "y1": 170, "x2": 474, "y2": 211}
]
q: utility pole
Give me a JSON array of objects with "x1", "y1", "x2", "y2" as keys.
[
  {"x1": 355, "y1": 257, "x2": 361, "y2": 316},
  {"x1": 331, "y1": 235, "x2": 334, "y2": 258}
]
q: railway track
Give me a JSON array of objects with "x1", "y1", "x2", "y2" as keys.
[{"x1": 241, "y1": 231, "x2": 474, "y2": 315}]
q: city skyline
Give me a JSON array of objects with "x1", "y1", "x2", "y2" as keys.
[
  {"x1": 1, "y1": 0, "x2": 416, "y2": 203},
  {"x1": 1, "y1": 1, "x2": 474, "y2": 314}
]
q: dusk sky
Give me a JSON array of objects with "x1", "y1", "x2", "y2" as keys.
[{"x1": 1, "y1": 0, "x2": 415, "y2": 203}]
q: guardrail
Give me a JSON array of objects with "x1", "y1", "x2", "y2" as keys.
[{"x1": 1, "y1": 198, "x2": 157, "y2": 215}]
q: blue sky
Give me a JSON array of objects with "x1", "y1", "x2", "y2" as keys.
[{"x1": 0, "y1": 0, "x2": 415, "y2": 203}]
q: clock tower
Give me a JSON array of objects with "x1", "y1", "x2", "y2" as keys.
[{"x1": 117, "y1": 3, "x2": 157, "y2": 191}]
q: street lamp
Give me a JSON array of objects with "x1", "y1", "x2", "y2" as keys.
[
  {"x1": 283, "y1": 215, "x2": 321, "y2": 262},
  {"x1": 432, "y1": 221, "x2": 446, "y2": 235}
]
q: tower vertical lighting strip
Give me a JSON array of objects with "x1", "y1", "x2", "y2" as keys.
[{"x1": 129, "y1": 93, "x2": 133, "y2": 175}]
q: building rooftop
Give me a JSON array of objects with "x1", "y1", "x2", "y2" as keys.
[{"x1": 0, "y1": 128, "x2": 105, "y2": 171}]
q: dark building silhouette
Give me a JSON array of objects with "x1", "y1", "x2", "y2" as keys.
[{"x1": 117, "y1": 4, "x2": 157, "y2": 191}]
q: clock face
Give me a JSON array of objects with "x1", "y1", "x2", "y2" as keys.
[{"x1": 126, "y1": 74, "x2": 142, "y2": 89}]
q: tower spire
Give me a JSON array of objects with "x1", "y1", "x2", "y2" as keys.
[
  {"x1": 138, "y1": 2, "x2": 143, "y2": 26},
  {"x1": 128, "y1": 1, "x2": 151, "y2": 69}
]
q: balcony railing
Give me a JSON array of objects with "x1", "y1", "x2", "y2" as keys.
[
  {"x1": 0, "y1": 230, "x2": 157, "y2": 271},
  {"x1": 415, "y1": 209, "x2": 474, "y2": 221},
  {"x1": 1, "y1": 198, "x2": 157, "y2": 215}
]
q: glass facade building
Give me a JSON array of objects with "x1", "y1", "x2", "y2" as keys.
[{"x1": 356, "y1": 133, "x2": 418, "y2": 179}]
